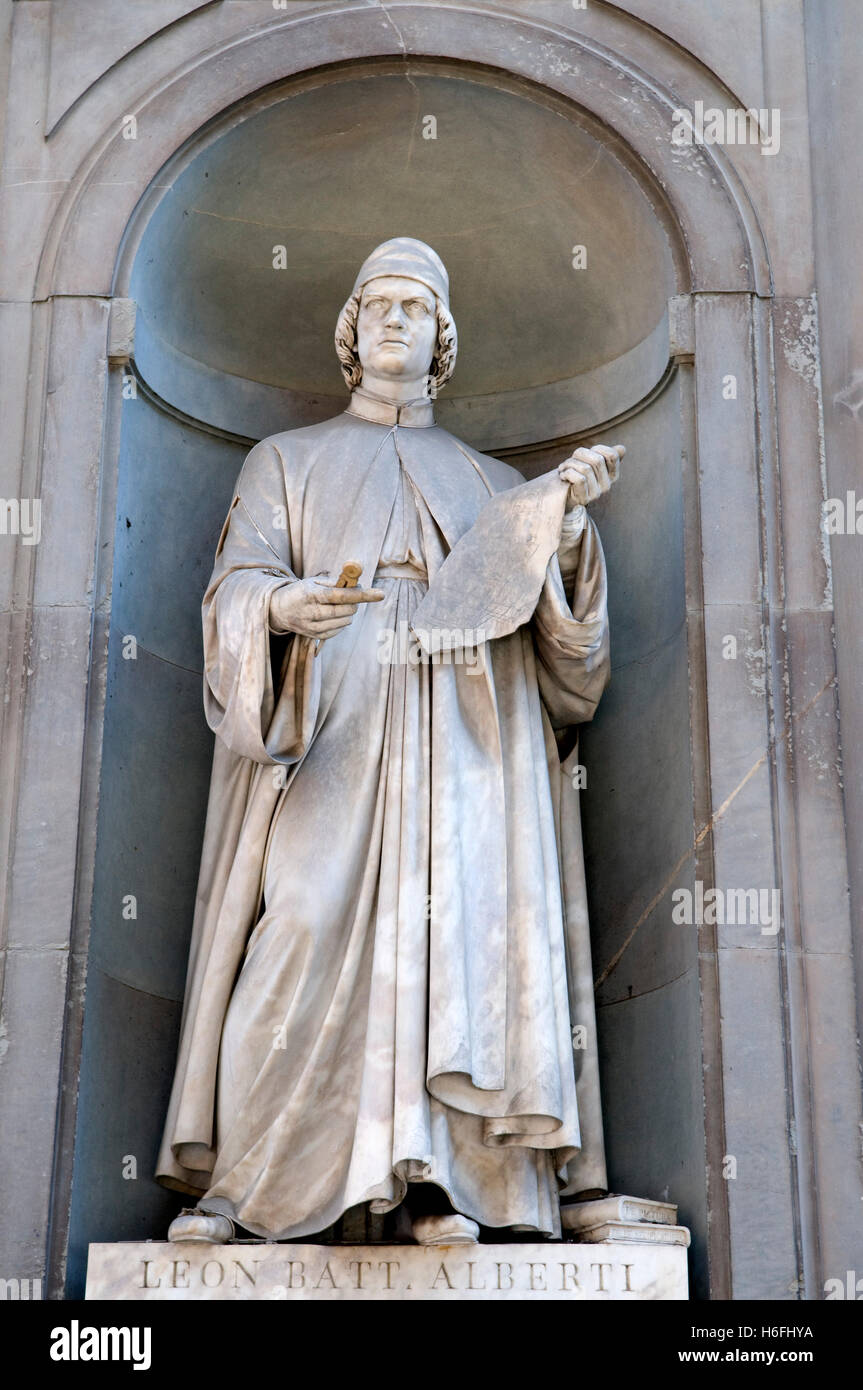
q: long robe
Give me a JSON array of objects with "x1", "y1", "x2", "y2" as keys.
[{"x1": 156, "y1": 390, "x2": 611, "y2": 1239}]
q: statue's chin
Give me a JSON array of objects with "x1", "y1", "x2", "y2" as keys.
[
  {"x1": 362, "y1": 346, "x2": 433, "y2": 380},
  {"x1": 366, "y1": 355, "x2": 411, "y2": 376}
]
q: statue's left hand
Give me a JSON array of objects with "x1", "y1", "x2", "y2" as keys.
[{"x1": 558, "y1": 444, "x2": 624, "y2": 511}]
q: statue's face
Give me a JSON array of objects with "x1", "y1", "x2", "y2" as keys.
[{"x1": 356, "y1": 275, "x2": 437, "y2": 382}]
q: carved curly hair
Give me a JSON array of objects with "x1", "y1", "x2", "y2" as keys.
[{"x1": 334, "y1": 290, "x2": 458, "y2": 395}]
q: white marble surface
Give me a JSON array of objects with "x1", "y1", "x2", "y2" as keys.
[
  {"x1": 3, "y1": 0, "x2": 858, "y2": 1307},
  {"x1": 561, "y1": 1193, "x2": 679, "y2": 1231},
  {"x1": 156, "y1": 244, "x2": 617, "y2": 1241},
  {"x1": 86, "y1": 1241, "x2": 688, "y2": 1301},
  {"x1": 566, "y1": 1222, "x2": 690, "y2": 1247}
]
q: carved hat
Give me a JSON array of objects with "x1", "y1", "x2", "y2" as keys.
[{"x1": 351, "y1": 237, "x2": 450, "y2": 308}]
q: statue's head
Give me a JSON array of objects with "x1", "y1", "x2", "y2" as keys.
[{"x1": 335, "y1": 238, "x2": 457, "y2": 394}]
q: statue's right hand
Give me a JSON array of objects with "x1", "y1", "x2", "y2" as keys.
[{"x1": 268, "y1": 575, "x2": 384, "y2": 640}]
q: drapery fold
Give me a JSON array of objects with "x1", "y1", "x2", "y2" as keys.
[{"x1": 157, "y1": 412, "x2": 611, "y2": 1233}]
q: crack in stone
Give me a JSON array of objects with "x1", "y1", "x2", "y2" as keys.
[{"x1": 593, "y1": 672, "x2": 838, "y2": 990}]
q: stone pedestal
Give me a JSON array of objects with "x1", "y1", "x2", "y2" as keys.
[
  {"x1": 85, "y1": 1240, "x2": 688, "y2": 1301},
  {"x1": 561, "y1": 1194, "x2": 691, "y2": 1249}
]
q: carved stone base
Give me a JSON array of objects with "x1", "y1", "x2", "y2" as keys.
[
  {"x1": 85, "y1": 1240, "x2": 688, "y2": 1300},
  {"x1": 561, "y1": 1194, "x2": 691, "y2": 1250}
]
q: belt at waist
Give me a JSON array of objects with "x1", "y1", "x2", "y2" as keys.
[{"x1": 373, "y1": 561, "x2": 428, "y2": 582}]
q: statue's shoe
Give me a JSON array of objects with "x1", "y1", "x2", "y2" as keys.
[
  {"x1": 168, "y1": 1209, "x2": 235, "y2": 1244},
  {"x1": 412, "y1": 1213, "x2": 480, "y2": 1246}
]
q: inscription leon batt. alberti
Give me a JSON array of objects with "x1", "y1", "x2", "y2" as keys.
[{"x1": 135, "y1": 1248, "x2": 642, "y2": 1299}]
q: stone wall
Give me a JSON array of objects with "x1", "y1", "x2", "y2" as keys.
[{"x1": 0, "y1": 0, "x2": 860, "y2": 1302}]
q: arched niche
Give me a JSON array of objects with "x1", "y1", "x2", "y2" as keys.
[
  {"x1": 48, "y1": 6, "x2": 773, "y2": 1300},
  {"x1": 126, "y1": 62, "x2": 677, "y2": 452}
]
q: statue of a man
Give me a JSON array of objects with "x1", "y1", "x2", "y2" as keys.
[{"x1": 158, "y1": 238, "x2": 622, "y2": 1246}]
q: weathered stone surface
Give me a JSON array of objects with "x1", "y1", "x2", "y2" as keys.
[
  {"x1": 0, "y1": 0, "x2": 859, "y2": 1309},
  {"x1": 566, "y1": 1224, "x2": 691, "y2": 1248},
  {"x1": 562, "y1": 1194, "x2": 679, "y2": 1231},
  {"x1": 85, "y1": 1241, "x2": 689, "y2": 1301}
]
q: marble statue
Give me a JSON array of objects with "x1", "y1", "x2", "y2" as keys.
[{"x1": 158, "y1": 238, "x2": 623, "y2": 1246}]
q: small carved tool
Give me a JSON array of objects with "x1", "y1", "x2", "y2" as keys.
[
  {"x1": 335, "y1": 561, "x2": 362, "y2": 589},
  {"x1": 314, "y1": 562, "x2": 363, "y2": 655}
]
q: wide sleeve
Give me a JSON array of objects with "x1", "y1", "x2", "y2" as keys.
[
  {"x1": 532, "y1": 513, "x2": 610, "y2": 730},
  {"x1": 202, "y1": 439, "x2": 321, "y2": 764}
]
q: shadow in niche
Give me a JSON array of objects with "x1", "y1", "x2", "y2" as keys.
[{"x1": 65, "y1": 63, "x2": 705, "y2": 1297}]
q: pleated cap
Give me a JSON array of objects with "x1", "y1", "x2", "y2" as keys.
[{"x1": 351, "y1": 237, "x2": 449, "y2": 307}]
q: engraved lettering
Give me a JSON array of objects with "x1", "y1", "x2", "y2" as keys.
[
  {"x1": 314, "y1": 1262, "x2": 339, "y2": 1290},
  {"x1": 431, "y1": 1262, "x2": 454, "y2": 1289},
  {"x1": 232, "y1": 1259, "x2": 260, "y2": 1288},
  {"x1": 201, "y1": 1259, "x2": 225, "y2": 1288}
]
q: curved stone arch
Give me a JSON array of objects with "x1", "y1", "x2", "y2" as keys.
[
  {"x1": 111, "y1": 53, "x2": 691, "y2": 295},
  {"x1": 34, "y1": 2, "x2": 771, "y2": 302},
  {"x1": 105, "y1": 54, "x2": 681, "y2": 454}
]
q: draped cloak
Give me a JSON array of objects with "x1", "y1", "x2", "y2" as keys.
[{"x1": 155, "y1": 390, "x2": 611, "y2": 1239}]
